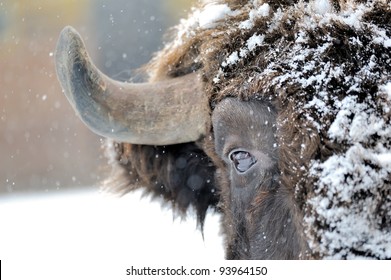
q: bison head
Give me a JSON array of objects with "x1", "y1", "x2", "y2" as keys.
[{"x1": 55, "y1": 0, "x2": 391, "y2": 259}]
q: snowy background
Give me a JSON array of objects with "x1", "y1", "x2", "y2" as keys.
[
  {"x1": 0, "y1": 0, "x2": 224, "y2": 267},
  {"x1": 0, "y1": 189, "x2": 223, "y2": 260}
]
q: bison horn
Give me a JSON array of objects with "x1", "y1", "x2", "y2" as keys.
[{"x1": 55, "y1": 26, "x2": 209, "y2": 145}]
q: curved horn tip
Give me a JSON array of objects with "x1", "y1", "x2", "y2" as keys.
[
  {"x1": 58, "y1": 26, "x2": 83, "y2": 46},
  {"x1": 55, "y1": 25, "x2": 105, "y2": 100},
  {"x1": 55, "y1": 26, "x2": 86, "y2": 66}
]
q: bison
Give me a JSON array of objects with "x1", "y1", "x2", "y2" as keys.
[{"x1": 55, "y1": 0, "x2": 391, "y2": 259}]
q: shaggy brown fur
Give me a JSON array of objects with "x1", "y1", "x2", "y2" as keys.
[{"x1": 105, "y1": 0, "x2": 391, "y2": 259}]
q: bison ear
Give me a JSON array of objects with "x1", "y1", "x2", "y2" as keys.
[{"x1": 109, "y1": 142, "x2": 219, "y2": 228}]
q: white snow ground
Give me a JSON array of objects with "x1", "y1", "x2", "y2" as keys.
[{"x1": 0, "y1": 188, "x2": 224, "y2": 278}]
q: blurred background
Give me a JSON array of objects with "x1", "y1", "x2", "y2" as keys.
[{"x1": 0, "y1": 0, "x2": 195, "y2": 195}]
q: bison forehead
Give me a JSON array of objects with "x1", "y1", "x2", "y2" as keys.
[{"x1": 154, "y1": 0, "x2": 391, "y2": 259}]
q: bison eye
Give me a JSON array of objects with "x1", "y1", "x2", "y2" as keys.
[{"x1": 229, "y1": 150, "x2": 257, "y2": 173}]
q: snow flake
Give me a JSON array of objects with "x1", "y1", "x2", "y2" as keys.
[
  {"x1": 198, "y1": 4, "x2": 233, "y2": 29},
  {"x1": 239, "y1": 3, "x2": 270, "y2": 30},
  {"x1": 311, "y1": 0, "x2": 332, "y2": 15},
  {"x1": 221, "y1": 51, "x2": 239, "y2": 67},
  {"x1": 247, "y1": 34, "x2": 264, "y2": 51},
  {"x1": 221, "y1": 34, "x2": 264, "y2": 68},
  {"x1": 340, "y1": 4, "x2": 366, "y2": 29}
]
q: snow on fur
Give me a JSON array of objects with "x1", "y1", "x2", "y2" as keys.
[
  {"x1": 198, "y1": 0, "x2": 390, "y2": 259},
  {"x1": 267, "y1": 1, "x2": 390, "y2": 258}
]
